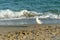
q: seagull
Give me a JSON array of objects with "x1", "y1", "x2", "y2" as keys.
[{"x1": 36, "y1": 17, "x2": 42, "y2": 24}]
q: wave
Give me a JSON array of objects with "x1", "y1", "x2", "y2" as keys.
[{"x1": 0, "y1": 9, "x2": 60, "y2": 19}]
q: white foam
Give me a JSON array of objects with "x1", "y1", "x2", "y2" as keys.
[
  {"x1": 0, "y1": 9, "x2": 27, "y2": 18},
  {"x1": 0, "y1": 9, "x2": 60, "y2": 19}
]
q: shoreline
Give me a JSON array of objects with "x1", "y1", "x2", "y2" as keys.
[{"x1": 0, "y1": 24, "x2": 60, "y2": 32}]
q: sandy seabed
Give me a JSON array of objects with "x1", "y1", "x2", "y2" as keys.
[{"x1": 0, "y1": 24, "x2": 60, "y2": 40}]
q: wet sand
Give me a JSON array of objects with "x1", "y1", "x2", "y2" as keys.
[{"x1": 0, "y1": 24, "x2": 60, "y2": 40}]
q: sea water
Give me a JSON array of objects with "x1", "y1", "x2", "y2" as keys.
[{"x1": 0, "y1": 0, "x2": 60, "y2": 24}]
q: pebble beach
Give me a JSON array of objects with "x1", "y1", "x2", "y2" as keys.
[{"x1": 0, "y1": 24, "x2": 60, "y2": 40}]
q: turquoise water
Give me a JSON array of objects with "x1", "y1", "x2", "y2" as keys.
[
  {"x1": 0, "y1": 0, "x2": 60, "y2": 24},
  {"x1": 0, "y1": 0, "x2": 60, "y2": 13},
  {"x1": 0, "y1": 0, "x2": 60, "y2": 18}
]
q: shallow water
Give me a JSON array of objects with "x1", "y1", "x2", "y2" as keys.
[{"x1": 0, "y1": 18, "x2": 59, "y2": 25}]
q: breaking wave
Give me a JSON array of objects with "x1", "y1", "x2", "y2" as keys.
[{"x1": 0, "y1": 9, "x2": 60, "y2": 19}]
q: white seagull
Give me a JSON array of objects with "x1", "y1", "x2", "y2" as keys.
[{"x1": 36, "y1": 17, "x2": 42, "y2": 24}]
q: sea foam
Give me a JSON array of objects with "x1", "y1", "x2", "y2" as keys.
[{"x1": 0, "y1": 9, "x2": 60, "y2": 19}]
